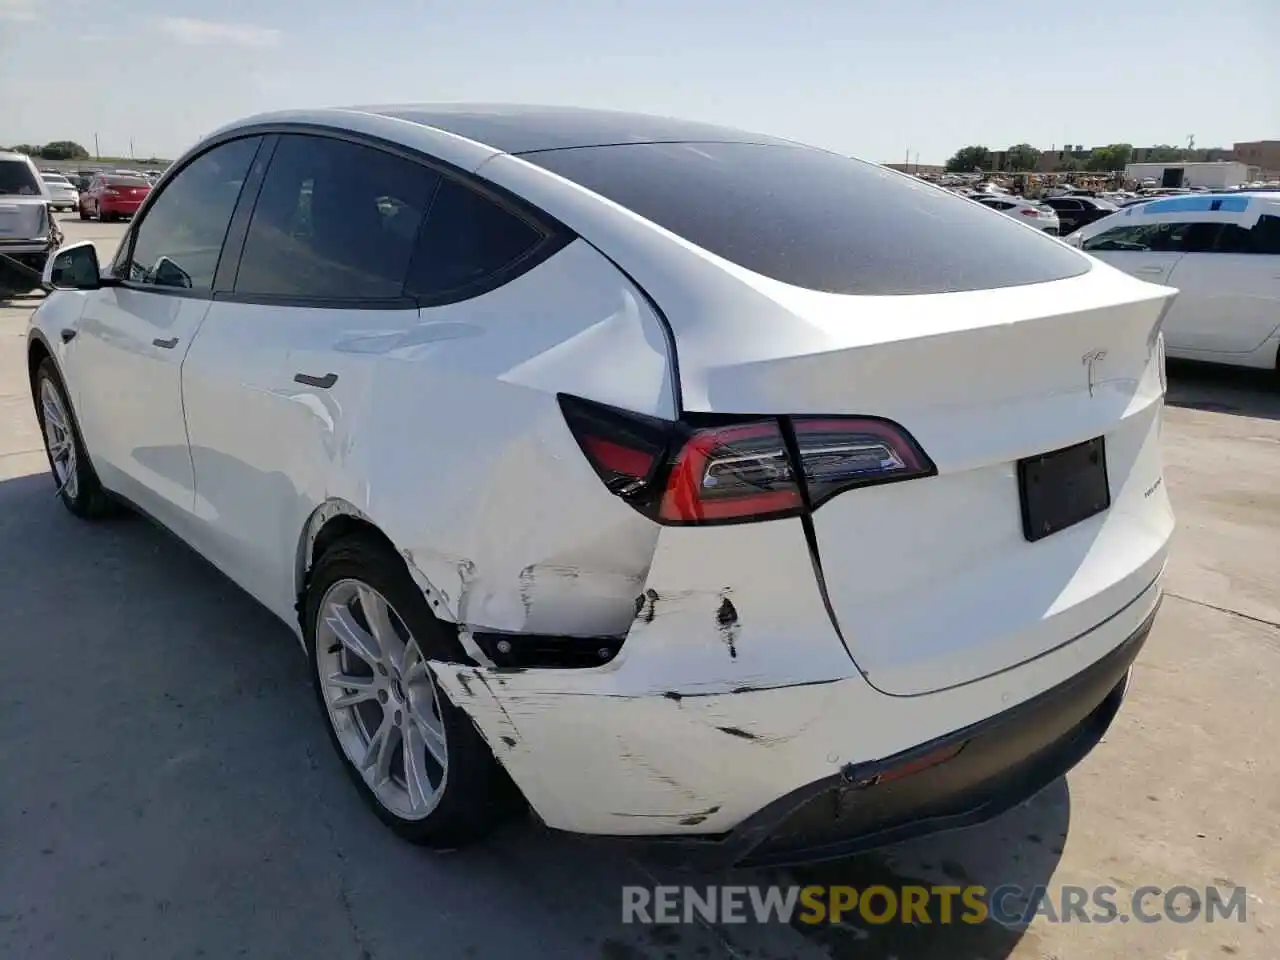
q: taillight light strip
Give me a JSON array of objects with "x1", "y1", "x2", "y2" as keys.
[{"x1": 559, "y1": 394, "x2": 937, "y2": 527}]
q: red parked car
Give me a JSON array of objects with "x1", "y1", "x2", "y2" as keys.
[{"x1": 79, "y1": 173, "x2": 151, "y2": 222}]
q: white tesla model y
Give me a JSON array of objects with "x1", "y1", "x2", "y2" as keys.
[{"x1": 29, "y1": 106, "x2": 1175, "y2": 867}]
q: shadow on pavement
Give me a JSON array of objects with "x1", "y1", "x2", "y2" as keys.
[
  {"x1": 0, "y1": 468, "x2": 1065, "y2": 960},
  {"x1": 1164, "y1": 360, "x2": 1280, "y2": 421}
]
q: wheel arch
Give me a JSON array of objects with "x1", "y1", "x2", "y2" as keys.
[
  {"x1": 27, "y1": 329, "x2": 54, "y2": 389},
  {"x1": 294, "y1": 499, "x2": 458, "y2": 634}
]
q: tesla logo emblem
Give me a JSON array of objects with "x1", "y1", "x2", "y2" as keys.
[{"x1": 1082, "y1": 349, "x2": 1107, "y2": 397}]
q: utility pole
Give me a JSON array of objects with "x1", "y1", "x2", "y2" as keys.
[
  {"x1": 905, "y1": 147, "x2": 911, "y2": 173},
  {"x1": 130, "y1": 138, "x2": 135, "y2": 160},
  {"x1": 94, "y1": 132, "x2": 100, "y2": 159}
]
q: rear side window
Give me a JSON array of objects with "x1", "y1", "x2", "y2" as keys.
[
  {"x1": 523, "y1": 142, "x2": 1089, "y2": 294},
  {"x1": 235, "y1": 135, "x2": 438, "y2": 300},
  {"x1": 124, "y1": 136, "x2": 260, "y2": 291},
  {"x1": 1082, "y1": 222, "x2": 1192, "y2": 252},
  {"x1": 0, "y1": 159, "x2": 41, "y2": 196},
  {"x1": 405, "y1": 178, "x2": 545, "y2": 299}
]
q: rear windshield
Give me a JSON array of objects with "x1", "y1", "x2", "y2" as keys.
[
  {"x1": 0, "y1": 159, "x2": 42, "y2": 196},
  {"x1": 524, "y1": 142, "x2": 1090, "y2": 294},
  {"x1": 108, "y1": 176, "x2": 149, "y2": 187}
]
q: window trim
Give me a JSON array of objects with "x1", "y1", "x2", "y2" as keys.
[
  {"x1": 202, "y1": 123, "x2": 574, "y2": 311},
  {"x1": 110, "y1": 134, "x2": 269, "y2": 301}
]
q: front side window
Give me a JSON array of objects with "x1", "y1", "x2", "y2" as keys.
[
  {"x1": 405, "y1": 178, "x2": 546, "y2": 299},
  {"x1": 234, "y1": 135, "x2": 438, "y2": 300},
  {"x1": 124, "y1": 137, "x2": 261, "y2": 291},
  {"x1": 523, "y1": 142, "x2": 1089, "y2": 294}
]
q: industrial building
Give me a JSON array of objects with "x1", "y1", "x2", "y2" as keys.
[{"x1": 1123, "y1": 160, "x2": 1251, "y2": 189}]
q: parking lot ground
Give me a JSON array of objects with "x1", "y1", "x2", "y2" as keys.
[{"x1": 0, "y1": 217, "x2": 1276, "y2": 960}]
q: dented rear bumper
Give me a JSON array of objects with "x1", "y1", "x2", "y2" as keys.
[
  {"x1": 654, "y1": 604, "x2": 1151, "y2": 869},
  {"x1": 426, "y1": 517, "x2": 1163, "y2": 857}
]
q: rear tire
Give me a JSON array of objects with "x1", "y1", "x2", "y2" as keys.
[
  {"x1": 78, "y1": 205, "x2": 89, "y2": 221},
  {"x1": 32, "y1": 358, "x2": 118, "y2": 519},
  {"x1": 303, "y1": 535, "x2": 520, "y2": 848}
]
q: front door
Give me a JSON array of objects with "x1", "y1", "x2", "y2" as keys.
[
  {"x1": 65, "y1": 136, "x2": 263, "y2": 532},
  {"x1": 72, "y1": 288, "x2": 210, "y2": 525}
]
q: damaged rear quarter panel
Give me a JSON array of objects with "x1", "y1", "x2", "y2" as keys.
[
  {"x1": 348, "y1": 239, "x2": 676, "y2": 637},
  {"x1": 429, "y1": 518, "x2": 861, "y2": 834}
]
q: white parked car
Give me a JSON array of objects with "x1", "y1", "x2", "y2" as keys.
[
  {"x1": 1069, "y1": 192, "x2": 1280, "y2": 369},
  {"x1": 974, "y1": 195, "x2": 1061, "y2": 234},
  {"x1": 28, "y1": 105, "x2": 1174, "y2": 865},
  {"x1": 40, "y1": 172, "x2": 80, "y2": 212}
]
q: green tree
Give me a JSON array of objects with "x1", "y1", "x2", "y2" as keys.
[
  {"x1": 945, "y1": 145, "x2": 990, "y2": 173},
  {"x1": 1086, "y1": 143, "x2": 1133, "y2": 172},
  {"x1": 8, "y1": 143, "x2": 40, "y2": 156},
  {"x1": 1145, "y1": 144, "x2": 1185, "y2": 162},
  {"x1": 1004, "y1": 143, "x2": 1041, "y2": 171},
  {"x1": 38, "y1": 140, "x2": 90, "y2": 161}
]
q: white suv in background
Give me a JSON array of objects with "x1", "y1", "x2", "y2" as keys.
[{"x1": 1070, "y1": 193, "x2": 1280, "y2": 370}]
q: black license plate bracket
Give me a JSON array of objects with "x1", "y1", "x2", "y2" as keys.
[{"x1": 1017, "y1": 437, "x2": 1110, "y2": 542}]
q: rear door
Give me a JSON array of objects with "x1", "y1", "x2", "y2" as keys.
[
  {"x1": 67, "y1": 136, "x2": 263, "y2": 533},
  {"x1": 1046, "y1": 197, "x2": 1083, "y2": 232},
  {"x1": 1163, "y1": 212, "x2": 1280, "y2": 354},
  {"x1": 1080, "y1": 220, "x2": 1191, "y2": 285}
]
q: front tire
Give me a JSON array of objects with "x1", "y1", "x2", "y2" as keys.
[
  {"x1": 304, "y1": 535, "x2": 519, "y2": 847},
  {"x1": 33, "y1": 358, "x2": 117, "y2": 519}
]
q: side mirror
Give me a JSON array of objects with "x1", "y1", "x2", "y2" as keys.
[
  {"x1": 152, "y1": 256, "x2": 192, "y2": 289},
  {"x1": 42, "y1": 241, "x2": 102, "y2": 291}
]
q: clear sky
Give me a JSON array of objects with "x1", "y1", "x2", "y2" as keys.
[{"x1": 1, "y1": 0, "x2": 1275, "y2": 164}]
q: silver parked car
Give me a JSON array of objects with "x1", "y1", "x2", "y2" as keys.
[{"x1": 0, "y1": 152, "x2": 62, "y2": 297}]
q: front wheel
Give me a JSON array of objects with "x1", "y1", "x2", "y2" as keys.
[
  {"x1": 304, "y1": 536, "x2": 520, "y2": 847},
  {"x1": 33, "y1": 358, "x2": 117, "y2": 518}
]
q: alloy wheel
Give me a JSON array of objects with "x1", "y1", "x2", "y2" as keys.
[
  {"x1": 40, "y1": 378, "x2": 78, "y2": 500},
  {"x1": 316, "y1": 579, "x2": 449, "y2": 820}
]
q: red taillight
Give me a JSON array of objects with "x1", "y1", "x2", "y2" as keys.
[
  {"x1": 558, "y1": 395, "x2": 935, "y2": 525},
  {"x1": 659, "y1": 421, "x2": 801, "y2": 522},
  {"x1": 1019, "y1": 207, "x2": 1038, "y2": 216}
]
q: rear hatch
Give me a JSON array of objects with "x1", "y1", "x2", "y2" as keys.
[
  {"x1": 0, "y1": 198, "x2": 48, "y2": 242},
  {"x1": 516, "y1": 141, "x2": 1176, "y2": 696},
  {"x1": 0, "y1": 158, "x2": 48, "y2": 241},
  {"x1": 710, "y1": 275, "x2": 1173, "y2": 696}
]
